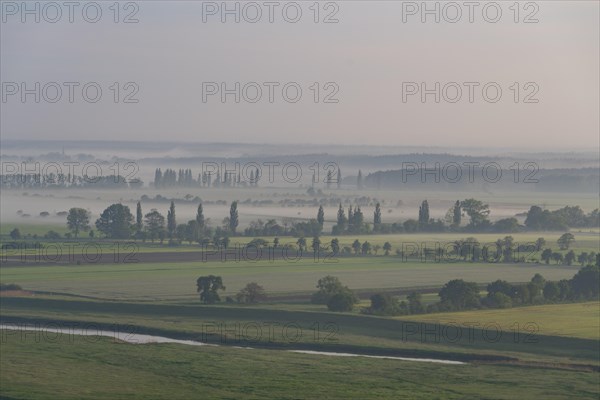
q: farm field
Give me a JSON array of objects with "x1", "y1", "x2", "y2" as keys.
[
  {"x1": 2, "y1": 228, "x2": 597, "y2": 370},
  {"x1": 404, "y1": 302, "x2": 600, "y2": 340},
  {"x1": 2, "y1": 294, "x2": 598, "y2": 366},
  {"x1": 2, "y1": 332, "x2": 599, "y2": 400},
  {"x1": 0, "y1": 258, "x2": 579, "y2": 300},
  {"x1": 2, "y1": 198, "x2": 599, "y2": 400},
  {"x1": 3, "y1": 231, "x2": 600, "y2": 253}
]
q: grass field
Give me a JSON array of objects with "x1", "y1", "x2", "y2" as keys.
[
  {"x1": 403, "y1": 302, "x2": 600, "y2": 340},
  {"x1": 2, "y1": 295, "x2": 598, "y2": 366},
  {"x1": 2, "y1": 332, "x2": 598, "y2": 400},
  {"x1": 2, "y1": 231, "x2": 599, "y2": 254},
  {"x1": 1, "y1": 223, "x2": 598, "y2": 399},
  {"x1": 0, "y1": 258, "x2": 580, "y2": 300}
]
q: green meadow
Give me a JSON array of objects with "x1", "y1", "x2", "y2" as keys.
[
  {"x1": 1, "y1": 224, "x2": 598, "y2": 399},
  {"x1": 0, "y1": 258, "x2": 579, "y2": 300},
  {"x1": 2, "y1": 332, "x2": 598, "y2": 400}
]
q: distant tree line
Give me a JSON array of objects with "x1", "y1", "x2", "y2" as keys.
[
  {"x1": 525, "y1": 205, "x2": 599, "y2": 230},
  {"x1": 196, "y1": 265, "x2": 599, "y2": 314},
  {"x1": 0, "y1": 174, "x2": 142, "y2": 189},
  {"x1": 195, "y1": 276, "x2": 266, "y2": 305},
  {"x1": 153, "y1": 167, "x2": 260, "y2": 188},
  {"x1": 14, "y1": 199, "x2": 593, "y2": 244},
  {"x1": 364, "y1": 167, "x2": 600, "y2": 193},
  {"x1": 366, "y1": 265, "x2": 600, "y2": 316}
]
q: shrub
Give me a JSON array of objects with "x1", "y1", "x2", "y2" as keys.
[
  {"x1": 9, "y1": 228, "x2": 21, "y2": 240},
  {"x1": 311, "y1": 275, "x2": 346, "y2": 304},
  {"x1": 327, "y1": 291, "x2": 356, "y2": 312},
  {"x1": 490, "y1": 292, "x2": 512, "y2": 308},
  {"x1": 236, "y1": 282, "x2": 267, "y2": 304},
  {"x1": 0, "y1": 283, "x2": 22, "y2": 291},
  {"x1": 543, "y1": 281, "x2": 560, "y2": 301},
  {"x1": 407, "y1": 291, "x2": 425, "y2": 314},
  {"x1": 368, "y1": 293, "x2": 404, "y2": 316},
  {"x1": 44, "y1": 230, "x2": 61, "y2": 240}
]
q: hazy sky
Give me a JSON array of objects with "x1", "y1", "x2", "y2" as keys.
[{"x1": 1, "y1": 1, "x2": 598, "y2": 149}]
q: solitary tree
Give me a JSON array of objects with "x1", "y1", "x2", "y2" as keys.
[
  {"x1": 67, "y1": 208, "x2": 90, "y2": 238},
  {"x1": 185, "y1": 220, "x2": 199, "y2": 243},
  {"x1": 383, "y1": 242, "x2": 392, "y2": 255},
  {"x1": 144, "y1": 209, "x2": 165, "y2": 242},
  {"x1": 195, "y1": 203, "x2": 205, "y2": 240},
  {"x1": 312, "y1": 275, "x2": 357, "y2": 307},
  {"x1": 535, "y1": 237, "x2": 546, "y2": 251},
  {"x1": 196, "y1": 203, "x2": 205, "y2": 229},
  {"x1": 312, "y1": 236, "x2": 321, "y2": 253},
  {"x1": 337, "y1": 167, "x2": 342, "y2": 189},
  {"x1": 330, "y1": 238, "x2": 340, "y2": 255},
  {"x1": 327, "y1": 291, "x2": 356, "y2": 312},
  {"x1": 297, "y1": 237, "x2": 306, "y2": 252},
  {"x1": 543, "y1": 281, "x2": 560, "y2": 301},
  {"x1": 368, "y1": 293, "x2": 402, "y2": 316},
  {"x1": 551, "y1": 252, "x2": 564, "y2": 264},
  {"x1": 438, "y1": 279, "x2": 480, "y2": 310},
  {"x1": 9, "y1": 228, "x2": 21, "y2": 240},
  {"x1": 452, "y1": 200, "x2": 462, "y2": 227},
  {"x1": 352, "y1": 239, "x2": 361, "y2": 255},
  {"x1": 312, "y1": 275, "x2": 344, "y2": 304},
  {"x1": 418, "y1": 200, "x2": 430, "y2": 225},
  {"x1": 557, "y1": 233, "x2": 575, "y2": 250},
  {"x1": 460, "y1": 199, "x2": 490, "y2": 229},
  {"x1": 136, "y1": 202, "x2": 143, "y2": 236},
  {"x1": 95, "y1": 204, "x2": 133, "y2": 239},
  {"x1": 373, "y1": 244, "x2": 381, "y2": 255},
  {"x1": 565, "y1": 250, "x2": 576, "y2": 266},
  {"x1": 541, "y1": 248, "x2": 553, "y2": 264},
  {"x1": 373, "y1": 203, "x2": 382, "y2": 226},
  {"x1": 486, "y1": 279, "x2": 513, "y2": 299},
  {"x1": 236, "y1": 282, "x2": 267, "y2": 304},
  {"x1": 348, "y1": 206, "x2": 354, "y2": 230},
  {"x1": 336, "y1": 203, "x2": 347, "y2": 232},
  {"x1": 196, "y1": 275, "x2": 225, "y2": 304},
  {"x1": 317, "y1": 205, "x2": 325, "y2": 228},
  {"x1": 571, "y1": 265, "x2": 600, "y2": 299},
  {"x1": 167, "y1": 201, "x2": 177, "y2": 239},
  {"x1": 221, "y1": 236, "x2": 230, "y2": 249},
  {"x1": 361, "y1": 241, "x2": 372, "y2": 255},
  {"x1": 357, "y1": 170, "x2": 363, "y2": 190},
  {"x1": 530, "y1": 273, "x2": 546, "y2": 294},
  {"x1": 352, "y1": 207, "x2": 364, "y2": 232},
  {"x1": 229, "y1": 201, "x2": 239, "y2": 234},
  {"x1": 407, "y1": 291, "x2": 425, "y2": 314}
]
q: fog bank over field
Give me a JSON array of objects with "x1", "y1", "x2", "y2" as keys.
[
  {"x1": 1, "y1": 140, "x2": 598, "y2": 227},
  {"x1": 2, "y1": 140, "x2": 599, "y2": 164},
  {"x1": 1, "y1": 140, "x2": 598, "y2": 190}
]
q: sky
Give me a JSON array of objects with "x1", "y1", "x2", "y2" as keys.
[{"x1": 1, "y1": 1, "x2": 598, "y2": 150}]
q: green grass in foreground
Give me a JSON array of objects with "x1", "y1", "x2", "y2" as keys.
[
  {"x1": 1, "y1": 331, "x2": 599, "y2": 400},
  {"x1": 2, "y1": 296, "x2": 598, "y2": 365}
]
